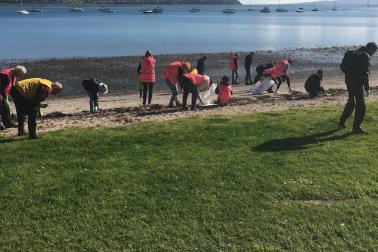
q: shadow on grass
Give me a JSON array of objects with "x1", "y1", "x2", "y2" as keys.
[
  {"x1": 0, "y1": 137, "x2": 28, "y2": 144},
  {"x1": 255, "y1": 129, "x2": 353, "y2": 152}
]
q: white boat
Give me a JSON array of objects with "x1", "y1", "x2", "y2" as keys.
[
  {"x1": 276, "y1": 1, "x2": 288, "y2": 12},
  {"x1": 189, "y1": 7, "x2": 200, "y2": 13},
  {"x1": 223, "y1": 8, "x2": 235, "y2": 14},
  {"x1": 260, "y1": 6, "x2": 271, "y2": 13},
  {"x1": 18, "y1": 0, "x2": 29, "y2": 15},
  {"x1": 143, "y1": 9, "x2": 153, "y2": 14},
  {"x1": 296, "y1": 7, "x2": 305, "y2": 13},
  {"x1": 99, "y1": 7, "x2": 115, "y2": 13},
  {"x1": 69, "y1": 7, "x2": 84, "y2": 12},
  {"x1": 28, "y1": 8, "x2": 43, "y2": 12}
]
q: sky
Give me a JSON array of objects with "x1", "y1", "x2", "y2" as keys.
[{"x1": 240, "y1": 0, "x2": 332, "y2": 4}]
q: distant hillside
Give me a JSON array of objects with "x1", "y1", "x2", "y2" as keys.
[{"x1": 1, "y1": 0, "x2": 241, "y2": 4}]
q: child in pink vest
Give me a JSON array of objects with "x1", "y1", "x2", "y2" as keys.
[{"x1": 216, "y1": 76, "x2": 233, "y2": 106}]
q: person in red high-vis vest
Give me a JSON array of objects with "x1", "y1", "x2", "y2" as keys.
[
  {"x1": 229, "y1": 53, "x2": 239, "y2": 85},
  {"x1": 263, "y1": 59, "x2": 293, "y2": 93},
  {"x1": 178, "y1": 71, "x2": 210, "y2": 110},
  {"x1": 139, "y1": 51, "x2": 156, "y2": 105},
  {"x1": 216, "y1": 75, "x2": 233, "y2": 106},
  {"x1": 0, "y1": 66, "x2": 27, "y2": 130},
  {"x1": 163, "y1": 61, "x2": 191, "y2": 107}
]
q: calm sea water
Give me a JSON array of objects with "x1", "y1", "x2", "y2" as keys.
[{"x1": 1, "y1": 5, "x2": 378, "y2": 60}]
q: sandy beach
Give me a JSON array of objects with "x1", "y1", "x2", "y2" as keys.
[{"x1": 2, "y1": 46, "x2": 378, "y2": 136}]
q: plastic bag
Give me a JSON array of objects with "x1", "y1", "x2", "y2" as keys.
[
  {"x1": 198, "y1": 83, "x2": 218, "y2": 106},
  {"x1": 250, "y1": 77, "x2": 275, "y2": 95}
]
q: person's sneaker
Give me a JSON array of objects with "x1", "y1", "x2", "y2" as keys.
[{"x1": 353, "y1": 128, "x2": 369, "y2": 135}]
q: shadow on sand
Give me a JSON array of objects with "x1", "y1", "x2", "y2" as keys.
[{"x1": 255, "y1": 129, "x2": 354, "y2": 152}]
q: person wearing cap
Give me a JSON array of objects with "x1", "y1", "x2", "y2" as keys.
[
  {"x1": 339, "y1": 42, "x2": 378, "y2": 134},
  {"x1": 139, "y1": 50, "x2": 156, "y2": 106},
  {"x1": 179, "y1": 71, "x2": 211, "y2": 110},
  {"x1": 0, "y1": 66, "x2": 27, "y2": 130},
  {"x1": 304, "y1": 69, "x2": 326, "y2": 98},
  {"x1": 163, "y1": 61, "x2": 191, "y2": 108},
  {"x1": 82, "y1": 77, "x2": 109, "y2": 113},
  {"x1": 10, "y1": 78, "x2": 63, "y2": 139},
  {"x1": 216, "y1": 75, "x2": 233, "y2": 106},
  {"x1": 196, "y1": 56, "x2": 207, "y2": 75},
  {"x1": 244, "y1": 52, "x2": 254, "y2": 85}
]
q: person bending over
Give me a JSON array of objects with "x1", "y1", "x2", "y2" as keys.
[
  {"x1": 82, "y1": 77, "x2": 108, "y2": 113},
  {"x1": 305, "y1": 69, "x2": 326, "y2": 97}
]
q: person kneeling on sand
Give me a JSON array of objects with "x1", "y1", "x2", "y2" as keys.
[
  {"x1": 163, "y1": 61, "x2": 191, "y2": 108},
  {"x1": 179, "y1": 70, "x2": 211, "y2": 111},
  {"x1": 304, "y1": 69, "x2": 327, "y2": 97},
  {"x1": 216, "y1": 76, "x2": 233, "y2": 106},
  {"x1": 82, "y1": 78, "x2": 108, "y2": 113},
  {"x1": 10, "y1": 78, "x2": 63, "y2": 139}
]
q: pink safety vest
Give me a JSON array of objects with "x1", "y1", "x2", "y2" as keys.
[
  {"x1": 184, "y1": 73, "x2": 207, "y2": 86},
  {"x1": 263, "y1": 60, "x2": 290, "y2": 78},
  {"x1": 218, "y1": 84, "x2": 233, "y2": 104},
  {"x1": 0, "y1": 68, "x2": 17, "y2": 100},
  {"x1": 140, "y1": 56, "x2": 156, "y2": 83},
  {"x1": 229, "y1": 55, "x2": 238, "y2": 70},
  {"x1": 163, "y1": 61, "x2": 184, "y2": 85}
]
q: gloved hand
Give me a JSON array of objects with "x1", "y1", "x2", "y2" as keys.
[{"x1": 3, "y1": 96, "x2": 10, "y2": 108}]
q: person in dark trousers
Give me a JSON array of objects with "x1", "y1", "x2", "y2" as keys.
[
  {"x1": 244, "y1": 52, "x2": 255, "y2": 85},
  {"x1": 196, "y1": 56, "x2": 207, "y2": 75},
  {"x1": 339, "y1": 42, "x2": 377, "y2": 134},
  {"x1": 305, "y1": 69, "x2": 326, "y2": 97},
  {"x1": 11, "y1": 78, "x2": 63, "y2": 139},
  {"x1": 139, "y1": 50, "x2": 156, "y2": 106},
  {"x1": 178, "y1": 68, "x2": 210, "y2": 110},
  {"x1": 137, "y1": 62, "x2": 143, "y2": 98},
  {"x1": 229, "y1": 53, "x2": 239, "y2": 84},
  {"x1": 82, "y1": 78, "x2": 109, "y2": 113},
  {"x1": 253, "y1": 62, "x2": 275, "y2": 84},
  {"x1": 0, "y1": 66, "x2": 27, "y2": 130}
]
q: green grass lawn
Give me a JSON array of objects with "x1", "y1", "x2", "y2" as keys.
[{"x1": 1, "y1": 103, "x2": 378, "y2": 251}]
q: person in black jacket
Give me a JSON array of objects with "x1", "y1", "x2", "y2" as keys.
[
  {"x1": 339, "y1": 42, "x2": 377, "y2": 134},
  {"x1": 244, "y1": 52, "x2": 255, "y2": 85},
  {"x1": 196, "y1": 56, "x2": 207, "y2": 75},
  {"x1": 253, "y1": 62, "x2": 276, "y2": 84},
  {"x1": 82, "y1": 78, "x2": 108, "y2": 113},
  {"x1": 305, "y1": 69, "x2": 326, "y2": 97}
]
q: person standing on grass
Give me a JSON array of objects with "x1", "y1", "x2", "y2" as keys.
[
  {"x1": 339, "y1": 42, "x2": 377, "y2": 134},
  {"x1": 139, "y1": 51, "x2": 156, "y2": 106},
  {"x1": 163, "y1": 61, "x2": 191, "y2": 108},
  {"x1": 11, "y1": 78, "x2": 63, "y2": 139},
  {"x1": 196, "y1": 56, "x2": 207, "y2": 75},
  {"x1": 305, "y1": 69, "x2": 327, "y2": 98},
  {"x1": 229, "y1": 53, "x2": 240, "y2": 84},
  {"x1": 82, "y1": 77, "x2": 108, "y2": 113},
  {"x1": 244, "y1": 52, "x2": 254, "y2": 85},
  {"x1": 0, "y1": 66, "x2": 27, "y2": 130}
]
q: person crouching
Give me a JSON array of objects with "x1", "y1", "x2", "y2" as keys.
[
  {"x1": 216, "y1": 76, "x2": 233, "y2": 106},
  {"x1": 179, "y1": 71, "x2": 211, "y2": 110},
  {"x1": 82, "y1": 78, "x2": 109, "y2": 113},
  {"x1": 10, "y1": 78, "x2": 63, "y2": 139},
  {"x1": 304, "y1": 69, "x2": 326, "y2": 98}
]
